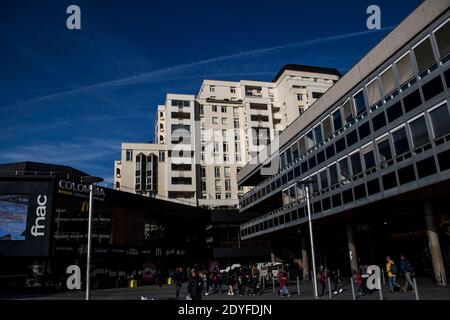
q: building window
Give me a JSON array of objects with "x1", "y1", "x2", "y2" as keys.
[
  {"x1": 201, "y1": 166, "x2": 206, "y2": 178},
  {"x1": 212, "y1": 117, "x2": 219, "y2": 124},
  {"x1": 172, "y1": 177, "x2": 192, "y2": 185},
  {"x1": 409, "y1": 115, "x2": 430, "y2": 148},
  {"x1": 366, "y1": 78, "x2": 381, "y2": 107},
  {"x1": 434, "y1": 20, "x2": 450, "y2": 61},
  {"x1": 319, "y1": 170, "x2": 329, "y2": 189},
  {"x1": 223, "y1": 142, "x2": 229, "y2": 153},
  {"x1": 305, "y1": 131, "x2": 314, "y2": 150},
  {"x1": 429, "y1": 103, "x2": 450, "y2": 139},
  {"x1": 362, "y1": 144, "x2": 376, "y2": 170},
  {"x1": 332, "y1": 109, "x2": 342, "y2": 132},
  {"x1": 338, "y1": 157, "x2": 351, "y2": 183},
  {"x1": 159, "y1": 151, "x2": 165, "y2": 162},
  {"x1": 233, "y1": 119, "x2": 240, "y2": 129},
  {"x1": 329, "y1": 163, "x2": 339, "y2": 186},
  {"x1": 413, "y1": 37, "x2": 435, "y2": 74},
  {"x1": 222, "y1": 118, "x2": 228, "y2": 125},
  {"x1": 215, "y1": 193, "x2": 222, "y2": 199},
  {"x1": 234, "y1": 130, "x2": 240, "y2": 141},
  {"x1": 215, "y1": 179, "x2": 221, "y2": 192},
  {"x1": 214, "y1": 166, "x2": 220, "y2": 178},
  {"x1": 210, "y1": 85, "x2": 215, "y2": 92},
  {"x1": 291, "y1": 142, "x2": 299, "y2": 160},
  {"x1": 171, "y1": 100, "x2": 190, "y2": 107},
  {"x1": 126, "y1": 149, "x2": 133, "y2": 161},
  {"x1": 199, "y1": 105, "x2": 204, "y2": 115},
  {"x1": 225, "y1": 193, "x2": 232, "y2": 199},
  {"x1": 221, "y1": 106, "x2": 226, "y2": 113},
  {"x1": 234, "y1": 142, "x2": 241, "y2": 153},
  {"x1": 212, "y1": 105, "x2": 218, "y2": 112},
  {"x1": 314, "y1": 125, "x2": 323, "y2": 145},
  {"x1": 353, "y1": 90, "x2": 366, "y2": 116},
  {"x1": 312, "y1": 92, "x2": 324, "y2": 99},
  {"x1": 380, "y1": 67, "x2": 396, "y2": 98},
  {"x1": 236, "y1": 154, "x2": 242, "y2": 162},
  {"x1": 395, "y1": 52, "x2": 414, "y2": 87},
  {"x1": 230, "y1": 87, "x2": 236, "y2": 93},
  {"x1": 322, "y1": 117, "x2": 333, "y2": 140},
  {"x1": 350, "y1": 152, "x2": 363, "y2": 176},
  {"x1": 372, "y1": 112, "x2": 387, "y2": 132},
  {"x1": 341, "y1": 99, "x2": 354, "y2": 123},
  {"x1": 224, "y1": 167, "x2": 231, "y2": 178},
  {"x1": 297, "y1": 94, "x2": 304, "y2": 101},
  {"x1": 225, "y1": 179, "x2": 231, "y2": 191},
  {"x1": 201, "y1": 180, "x2": 206, "y2": 191},
  {"x1": 392, "y1": 127, "x2": 410, "y2": 156},
  {"x1": 213, "y1": 142, "x2": 220, "y2": 158},
  {"x1": 377, "y1": 137, "x2": 393, "y2": 163}
]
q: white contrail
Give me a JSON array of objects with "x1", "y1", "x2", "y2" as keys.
[{"x1": 7, "y1": 26, "x2": 394, "y2": 106}]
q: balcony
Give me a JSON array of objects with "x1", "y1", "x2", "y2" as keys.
[{"x1": 171, "y1": 111, "x2": 191, "y2": 120}]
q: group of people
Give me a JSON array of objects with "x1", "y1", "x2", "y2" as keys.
[
  {"x1": 385, "y1": 254, "x2": 415, "y2": 293},
  {"x1": 355, "y1": 254, "x2": 416, "y2": 295},
  {"x1": 179, "y1": 264, "x2": 265, "y2": 300},
  {"x1": 317, "y1": 268, "x2": 342, "y2": 296}
]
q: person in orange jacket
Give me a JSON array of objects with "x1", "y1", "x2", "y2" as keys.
[{"x1": 386, "y1": 256, "x2": 401, "y2": 292}]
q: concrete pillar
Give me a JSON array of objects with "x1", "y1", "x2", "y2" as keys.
[
  {"x1": 424, "y1": 202, "x2": 447, "y2": 286},
  {"x1": 346, "y1": 224, "x2": 359, "y2": 280},
  {"x1": 301, "y1": 235, "x2": 310, "y2": 281}
]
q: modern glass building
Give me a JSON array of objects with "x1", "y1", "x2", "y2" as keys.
[{"x1": 237, "y1": 0, "x2": 450, "y2": 283}]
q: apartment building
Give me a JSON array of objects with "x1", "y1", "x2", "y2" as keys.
[
  {"x1": 114, "y1": 65, "x2": 341, "y2": 208},
  {"x1": 237, "y1": 1, "x2": 450, "y2": 283}
]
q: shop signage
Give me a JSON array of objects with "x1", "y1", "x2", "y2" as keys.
[
  {"x1": 31, "y1": 195, "x2": 48, "y2": 237},
  {"x1": 58, "y1": 180, "x2": 105, "y2": 198}
]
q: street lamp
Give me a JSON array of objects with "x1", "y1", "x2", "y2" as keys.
[
  {"x1": 81, "y1": 176, "x2": 104, "y2": 301},
  {"x1": 298, "y1": 180, "x2": 319, "y2": 298}
]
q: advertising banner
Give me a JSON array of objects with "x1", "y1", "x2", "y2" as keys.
[{"x1": 0, "y1": 178, "x2": 54, "y2": 257}]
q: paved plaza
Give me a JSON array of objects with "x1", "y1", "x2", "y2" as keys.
[{"x1": 2, "y1": 277, "x2": 449, "y2": 300}]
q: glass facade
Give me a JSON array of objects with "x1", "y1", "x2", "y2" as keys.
[{"x1": 239, "y1": 16, "x2": 450, "y2": 239}]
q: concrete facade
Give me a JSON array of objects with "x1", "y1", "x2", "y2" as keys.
[{"x1": 114, "y1": 65, "x2": 340, "y2": 208}]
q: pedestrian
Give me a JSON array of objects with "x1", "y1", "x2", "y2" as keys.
[
  {"x1": 187, "y1": 269, "x2": 203, "y2": 301},
  {"x1": 318, "y1": 268, "x2": 327, "y2": 296},
  {"x1": 400, "y1": 254, "x2": 415, "y2": 293},
  {"x1": 386, "y1": 256, "x2": 401, "y2": 292},
  {"x1": 174, "y1": 267, "x2": 183, "y2": 299},
  {"x1": 279, "y1": 271, "x2": 291, "y2": 297},
  {"x1": 331, "y1": 269, "x2": 341, "y2": 295},
  {"x1": 357, "y1": 270, "x2": 363, "y2": 296},
  {"x1": 213, "y1": 271, "x2": 219, "y2": 294},
  {"x1": 357, "y1": 264, "x2": 368, "y2": 296},
  {"x1": 227, "y1": 272, "x2": 235, "y2": 295}
]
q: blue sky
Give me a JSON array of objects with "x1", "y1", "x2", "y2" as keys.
[{"x1": 0, "y1": 0, "x2": 422, "y2": 183}]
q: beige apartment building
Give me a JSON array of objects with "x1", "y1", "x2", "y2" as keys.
[{"x1": 114, "y1": 64, "x2": 341, "y2": 208}]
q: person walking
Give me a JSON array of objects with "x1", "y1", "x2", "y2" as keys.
[
  {"x1": 174, "y1": 267, "x2": 183, "y2": 299},
  {"x1": 400, "y1": 254, "x2": 415, "y2": 293},
  {"x1": 187, "y1": 269, "x2": 203, "y2": 301},
  {"x1": 279, "y1": 271, "x2": 291, "y2": 297},
  {"x1": 318, "y1": 268, "x2": 327, "y2": 296},
  {"x1": 386, "y1": 256, "x2": 401, "y2": 293}
]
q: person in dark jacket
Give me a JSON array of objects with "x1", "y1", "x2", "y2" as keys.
[
  {"x1": 400, "y1": 255, "x2": 415, "y2": 293},
  {"x1": 187, "y1": 269, "x2": 203, "y2": 300},
  {"x1": 173, "y1": 267, "x2": 184, "y2": 299}
]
